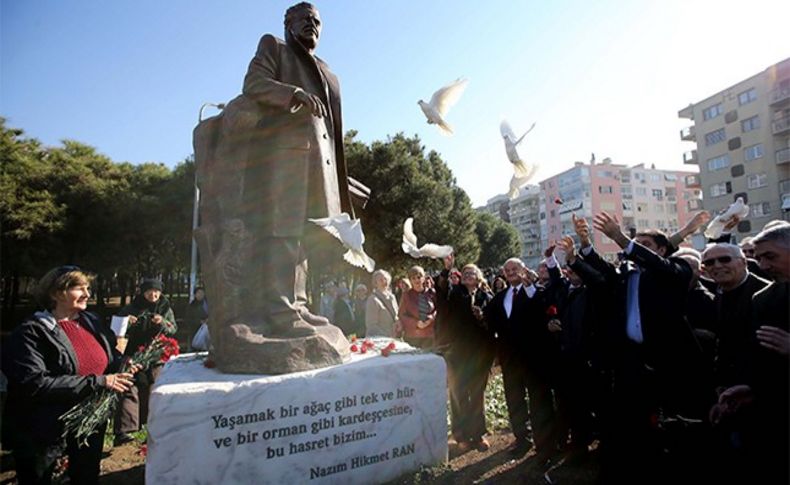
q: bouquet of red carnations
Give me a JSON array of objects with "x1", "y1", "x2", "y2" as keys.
[{"x1": 60, "y1": 323, "x2": 180, "y2": 447}]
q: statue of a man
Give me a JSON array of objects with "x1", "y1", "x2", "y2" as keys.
[
  {"x1": 240, "y1": 1, "x2": 353, "y2": 337},
  {"x1": 193, "y1": 2, "x2": 353, "y2": 373}
]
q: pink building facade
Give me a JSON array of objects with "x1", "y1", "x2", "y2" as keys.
[{"x1": 539, "y1": 159, "x2": 701, "y2": 260}]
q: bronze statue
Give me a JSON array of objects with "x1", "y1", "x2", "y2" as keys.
[{"x1": 193, "y1": 2, "x2": 356, "y2": 374}]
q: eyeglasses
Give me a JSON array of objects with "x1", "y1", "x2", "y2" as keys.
[{"x1": 702, "y1": 256, "x2": 733, "y2": 267}]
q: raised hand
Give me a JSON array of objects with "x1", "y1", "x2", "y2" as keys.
[
  {"x1": 593, "y1": 211, "x2": 629, "y2": 248},
  {"x1": 572, "y1": 213, "x2": 591, "y2": 247},
  {"x1": 444, "y1": 253, "x2": 455, "y2": 271},
  {"x1": 556, "y1": 236, "x2": 577, "y2": 264}
]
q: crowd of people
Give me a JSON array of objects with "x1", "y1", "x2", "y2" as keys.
[
  {"x1": 319, "y1": 212, "x2": 789, "y2": 484},
  {"x1": 3, "y1": 211, "x2": 788, "y2": 484}
]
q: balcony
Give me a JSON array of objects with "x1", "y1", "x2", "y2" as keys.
[
  {"x1": 685, "y1": 174, "x2": 701, "y2": 188},
  {"x1": 777, "y1": 147, "x2": 790, "y2": 165},
  {"x1": 680, "y1": 126, "x2": 696, "y2": 141},
  {"x1": 683, "y1": 149, "x2": 698, "y2": 164},
  {"x1": 773, "y1": 115, "x2": 790, "y2": 135},
  {"x1": 769, "y1": 84, "x2": 790, "y2": 106}
]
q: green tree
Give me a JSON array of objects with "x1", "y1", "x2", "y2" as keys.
[
  {"x1": 344, "y1": 131, "x2": 480, "y2": 278},
  {"x1": 474, "y1": 211, "x2": 522, "y2": 269}
]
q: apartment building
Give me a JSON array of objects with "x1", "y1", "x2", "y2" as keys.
[
  {"x1": 539, "y1": 158, "x2": 699, "y2": 261},
  {"x1": 507, "y1": 185, "x2": 542, "y2": 268},
  {"x1": 678, "y1": 58, "x2": 790, "y2": 237}
]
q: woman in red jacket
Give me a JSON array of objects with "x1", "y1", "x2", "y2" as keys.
[{"x1": 396, "y1": 265, "x2": 436, "y2": 349}]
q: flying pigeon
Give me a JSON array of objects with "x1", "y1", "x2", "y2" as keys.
[
  {"x1": 401, "y1": 217, "x2": 453, "y2": 259},
  {"x1": 417, "y1": 78, "x2": 468, "y2": 136},
  {"x1": 309, "y1": 213, "x2": 376, "y2": 272},
  {"x1": 500, "y1": 120, "x2": 538, "y2": 198},
  {"x1": 704, "y1": 197, "x2": 750, "y2": 239}
]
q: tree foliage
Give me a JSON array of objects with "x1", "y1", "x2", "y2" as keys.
[
  {"x1": 345, "y1": 131, "x2": 480, "y2": 277},
  {"x1": 0, "y1": 118, "x2": 194, "y2": 317},
  {"x1": 474, "y1": 211, "x2": 522, "y2": 269}
]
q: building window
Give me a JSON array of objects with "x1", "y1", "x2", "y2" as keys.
[
  {"x1": 703, "y1": 103, "x2": 722, "y2": 120},
  {"x1": 623, "y1": 200, "x2": 633, "y2": 211},
  {"x1": 637, "y1": 219, "x2": 649, "y2": 229},
  {"x1": 598, "y1": 185, "x2": 613, "y2": 194},
  {"x1": 707, "y1": 154, "x2": 730, "y2": 171},
  {"x1": 747, "y1": 173, "x2": 768, "y2": 189},
  {"x1": 738, "y1": 88, "x2": 757, "y2": 105},
  {"x1": 751, "y1": 202, "x2": 771, "y2": 217},
  {"x1": 636, "y1": 202, "x2": 648, "y2": 212},
  {"x1": 653, "y1": 204, "x2": 665, "y2": 213},
  {"x1": 655, "y1": 220, "x2": 666, "y2": 230},
  {"x1": 636, "y1": 187, "x2": 647, "y2": 196},
  {"x1": 633, "y1": 172, "x2": 644, "y2": 182},
  {"x1": 779, "y1": 179, "x2": 790, "y2": 194},
  {"x1": 705, "y1": 128, "x2": 726, "y2": 146},
  {"x1": 668, "y1": 204, "x2": 678, "y2": 214},
  {"x1": 650, "y1": 174, "x2": 661, "y2": 182},
  {"x1": 652, "y1": 189, "x2": 664, "y2": 200},
  {"x1": 741, "y1": 115, "x2": 760, "y2": 132},
  {"x1": 664, "y1": 174, "x2": 677, "y2": 181},
  {"x1": 710, "y1": 182, "x2": 732, "y2": 197},
  {"x1": 744, "y1": 144, "x2": 764, "y2": 161},
  {"x1": 621, "y1": 186, "x2": 632, "y2": 196},
  {"x1": 550, "y1": 209, "x2": 556, "y2": 217}
]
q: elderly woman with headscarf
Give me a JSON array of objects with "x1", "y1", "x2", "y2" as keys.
[
  {"x1": 113, "y1": 278, "x2": 177, "y2": 446},
  {"x1": 365, "y1": 270, "x2": 399, "y2": 337},
  {"x1": 2, "y1": 266, "x2": 138, "y2": 484},
  {"x1": 437, "y1": 254, "x2": 496, "y2": 452}
]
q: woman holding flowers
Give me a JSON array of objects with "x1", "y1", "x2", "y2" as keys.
[
  {"x1": 113, "y1": 278, "x2": 177, "y2": 446},
  {"x1": 2, "y1": 266, "x2": 138, "y2": 485}
]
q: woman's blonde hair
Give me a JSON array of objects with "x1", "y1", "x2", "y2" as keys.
[
  {"x1": 461, "y1": 264, "x2": 484, "y2": 286},
  {"x1": 407, "y1": 265, "x2": 425, "y2": 279},
  {"x1": 35, "y1": 266, "x2": 93, "y2": 310}
]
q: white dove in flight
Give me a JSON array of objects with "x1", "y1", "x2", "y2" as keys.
[
  {"x1": 401, "y1": 217, "x2": 454, "y2": 259},
  {"x1": 704, "y1": 197, "x2": 750, "y2": 239},
  {"x1": 309, "y1": 213, "x2": 376, "y2": 272},
  {"x1": 500, "y1": 120, "x2": 538, "y2": 198},
  {"x1": 417, "y1": 78, "x2": 468, "y2": 136}
]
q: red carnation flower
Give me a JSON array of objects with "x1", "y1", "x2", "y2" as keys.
[
  {"x1": 554, "y1": 197, "x2": 564, "y2": 205},
  {"x1": 360, "y1": 346, "x2": 368, "y2": 354},
  {"x1": 138, "y1": 444, "x2": 148, "y2": 457},
  {"x1": 381, "y1": 348, "x2": 391, "y2": 357},
  {"x1": 386, "y1": 342, "x2": 396, "y2": 351},
  {"x1": 350, "y1": 344, "x2": 359, "y2": 352},
  {"x1": 546, "y1": 305, "x2": 558, "y2": 317}
]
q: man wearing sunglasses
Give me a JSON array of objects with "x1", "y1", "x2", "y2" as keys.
[{"x1": 700, "y1": 243, "x2": 770, "y2": 390}]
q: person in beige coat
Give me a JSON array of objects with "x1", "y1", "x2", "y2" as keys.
[{"x1": 365, "y1": 270, "x2": 399, "y2": 337}]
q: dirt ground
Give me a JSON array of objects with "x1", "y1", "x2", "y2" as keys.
[{"x1": 1, "y1": 432, "x2": 600, "y2": 484}]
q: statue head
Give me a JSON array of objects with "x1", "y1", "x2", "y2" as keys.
[{"x1": 284, "y1": 2, "x2": 321, "y2": 52}]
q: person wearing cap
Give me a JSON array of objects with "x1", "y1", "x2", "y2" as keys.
[
  {"x1": 2, "y1": 266, "x2": 139, "y2": 484},
  {"x1": 113, "y1": 278, "x2": 177, "y2": 446}
]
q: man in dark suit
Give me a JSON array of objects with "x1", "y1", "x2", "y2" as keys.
[
  {"x1": 484, "y1": 258, "x2": 556, "y2": 460},
  {"x1": 581, "y1": 213, "x2": 708, "y2": 483},
  {"x1": 240, "y1": 2, "x2": 353, "y2": 337}
]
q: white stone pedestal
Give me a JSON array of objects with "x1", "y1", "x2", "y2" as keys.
[{"x1": 145, "y1": 341, "x2": 448, "y2": 484}]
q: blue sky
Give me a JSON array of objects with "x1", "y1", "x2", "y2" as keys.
[{"x1": 2, "y1": 0, "x2": 789, "y2": 206}]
